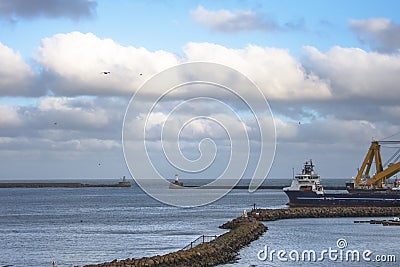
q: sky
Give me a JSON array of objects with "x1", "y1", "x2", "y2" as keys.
[{"x1": 1, "y1": 0, "x2": 400, "y2": 181}]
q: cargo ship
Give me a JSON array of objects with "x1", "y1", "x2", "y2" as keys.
[{"x1": 284, "y1": 141, "x2": 400, "y2": 207}]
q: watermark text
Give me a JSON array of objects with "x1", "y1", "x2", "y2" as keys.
[{"x1": 257, "y1": 238, "x2": 396, "y2": 263}]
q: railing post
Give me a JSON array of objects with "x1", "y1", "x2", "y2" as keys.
[{"x1": 183, "y1": 234, "x2": 219, "y2": 250}]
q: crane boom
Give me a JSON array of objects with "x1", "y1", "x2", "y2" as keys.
[
  {"x1": 355, "y1": 140, "x2": 400, "y2": 189},
  {"x1": 366, "y1": 162, "x2": 400, "y2": 186},
  {"x1": 354, "y1": 141, "x2": 380, "y2": 184}
]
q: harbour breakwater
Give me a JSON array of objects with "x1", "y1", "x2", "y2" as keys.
[
  {"x1": 84, "y1": 217, "x2": 267, "y2": 267},
  {"x1": 247, "y1": 206, "x2": 400, "y2": 221},
  {"x1": 0, "y1": 181, "x2": 131, "y2": 188}
]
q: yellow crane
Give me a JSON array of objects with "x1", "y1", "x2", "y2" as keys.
[{"x1": 354, "y1": 141, "x2": 400, "y2": 189}]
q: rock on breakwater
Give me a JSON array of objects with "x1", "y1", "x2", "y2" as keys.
[
  {"x1": 248, "y1": 206, "x2": 400, "y2": 221},
  {"x1": 84, "y1": 217, "x2": 267, "y2": 267}
]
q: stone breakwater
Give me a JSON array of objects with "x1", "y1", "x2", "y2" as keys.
[
  {"x1": 0, "y1": 182, "x2": 131, "y2": 188},
  {"x1": 248, "y1": 206, "x2": 400, "y2": 221},
  {"x1": 84, "y1": 217, "x2": 267, "y2": 267}
]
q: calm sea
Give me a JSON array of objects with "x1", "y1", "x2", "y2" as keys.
[{"x1": 0, "y1": 179, "x2": 398, "y2": 267}]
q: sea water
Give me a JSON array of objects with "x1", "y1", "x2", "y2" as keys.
[{"x1": 0, "y1": 179, "x2": 398, "y2": 267}]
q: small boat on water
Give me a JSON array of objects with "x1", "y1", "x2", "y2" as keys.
[{"x1": 283, "y1": 159, "x2": 400, "y2": 207}]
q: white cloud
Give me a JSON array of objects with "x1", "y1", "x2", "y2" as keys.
[
  {"x1": 141, "y1": 111, "x2": 247, "y2": 141},
  {"x1": 183, "y1": 42, "x2": 332, "y2": 101},
  {"x1": 0, "y1": 96, "x2": 126, "y2": 140},
  {"x1": 0, "y1": 42, "x2": 40, "y2": 96},
  {"x1": 349, "y1": 18, "x2": 400, "y2": 53},
  {"x1": 49, "y1": 138, "x2": 120, "y2": 152},
  {"x1": 36, "y1": 96, "x2": 110, "y2": 129},
  {"x1": 36, "y1": 31, "x2": 180, "y2": 96},
  {"x1": 301, "y1": 46, "x2": 400, "y2": 101},
  {"x1": 178, "y1": 113, "x2": 248, "y2": 140},
  {"x1": 0, "y1": 96, "x2": 125, "y2": 178},
  {"x1": 0, "y1": 104, "x2": 21, "y2": 128},
  {"x1": 0, "y1": 38, "x2": 332, "y2": 101},
  {"x1": 190, "y1": 5, "x2": 278, "y2": 32},
  {"x1": 296, "y1": 119, "x2": 380, "y2": 145},
  {"x1": 274, "y1": 118, "x2": 299, "y2": 140},
  {"x1": 144, "y1": 112, "x2": 168, "y2": 129}
]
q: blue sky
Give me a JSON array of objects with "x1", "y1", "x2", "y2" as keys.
[
  {"x1": 4, "y1": 0, "x2": 398, "y2": 59},
  {"x1": 1, "y1": 0, "x2": 400, "y2": 180}
]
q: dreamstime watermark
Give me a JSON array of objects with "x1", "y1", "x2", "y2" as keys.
[
  {"x1": 257, "y1": 238, "x2": 397, "y2": 263},
  {"x1": 122, "y1": 62, "x2": 276, "y2": 207}
]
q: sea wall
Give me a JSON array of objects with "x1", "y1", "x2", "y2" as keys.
[
  {"x1": 248, "y1": 206, "x2": 400, "y2": 221},
  {"x1": 84, "y1": 217, "x2": 267, "y2": 267},
  {"x1": 0, "y1": 182, "x2": 131, "y2": 188}
]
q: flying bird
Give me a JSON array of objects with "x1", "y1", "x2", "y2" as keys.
[{"x1": 100, "y1": 71, "x2": 110, "y2": 75}]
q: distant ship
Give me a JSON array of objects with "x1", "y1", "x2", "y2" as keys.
[{"x1": 284, "y1": 141, "x2": 400, "y2": 207}]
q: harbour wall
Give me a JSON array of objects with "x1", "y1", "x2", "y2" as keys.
[
  {"x1": 248, "y1": 206, "x2": 400, "y2": 221},
  {"x1": 0, "y1": 182, "x2": 131, "y2": 188}
]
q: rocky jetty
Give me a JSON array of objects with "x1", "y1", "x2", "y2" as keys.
[
  {"x1": 84, "y1": 216, "x2": 267, "y2": 267},
  {"x1": 248, "y1": 206, "x2": 400, "y2": 221}
]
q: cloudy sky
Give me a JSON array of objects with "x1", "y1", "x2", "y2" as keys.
[{"x1": 1, "y1": 0, "x2": 400, "y2": 181}]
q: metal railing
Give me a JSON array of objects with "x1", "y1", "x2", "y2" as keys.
[{"x1": 182, "y1": 235, "x2": 218, "y2": 250}]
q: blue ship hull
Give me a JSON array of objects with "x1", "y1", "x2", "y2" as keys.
[{"x1": 284, "y1": 190, "x2": 400, "y2": 207}]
